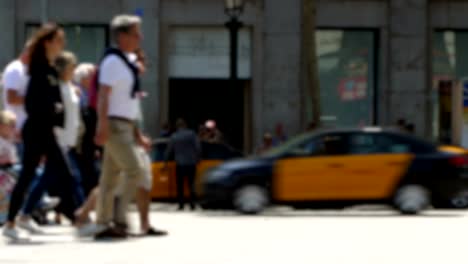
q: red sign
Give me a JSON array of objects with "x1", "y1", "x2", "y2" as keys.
[{"x1": 338, "y1": 76, "x2": 367, "y2": 101}]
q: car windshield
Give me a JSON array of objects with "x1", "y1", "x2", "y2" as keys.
[{"x1": 262, "y1": 133, "x2": 313, "y2": 157}]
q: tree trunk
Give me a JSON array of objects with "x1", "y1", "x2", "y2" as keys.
[{"x1": 302, "y1": 0, "x2": 321, "y2": 127}]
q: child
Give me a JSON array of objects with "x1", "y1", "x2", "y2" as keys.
[{"x1": 0, "y1": 110, "x2": 19, "y2": 225}]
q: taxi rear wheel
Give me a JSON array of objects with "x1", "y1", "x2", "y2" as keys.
[
  {"x1": 394, "y1": 185, "x2": 430, "y2": 215},
  {"x1": 233, "y1": 184, "x2": 269, "y2": 215}
]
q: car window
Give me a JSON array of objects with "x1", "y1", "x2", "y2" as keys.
[
  {"x1": 389, "y1": 134, "x2": 436, "y2": 154},
  {"x1": 201, "y1": 142, "x2": 242, "y2": 160},
  {"x1": 288, "y1": 134, "x2": 348, "y2": 157},
  {"x1": 348, "y1": 133, "x2": 411, "y2": 155}
]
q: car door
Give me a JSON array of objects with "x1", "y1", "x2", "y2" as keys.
[
  {"x1": 341, "y1": 133, "x2": 414, "y2": 199},
  {"x1": 274, "y1": 133, "x2": 352, "y2": 201},
  {"x1": 150, "y1": 141, "x2": 175, "y2": 199}
]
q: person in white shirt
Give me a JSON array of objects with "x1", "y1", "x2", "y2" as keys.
[
  {"x1": 2, "y1": 42, "x2": 31, "y2": 144},
  {"x1": 74, "y1": 48, "x2": 166, "y2": 237},
  {"x1": 92, "y1": 14, "x2": 154, "y2": 239},
  {"x1": 54, "y1": 52, "x2": 82, "y2": 150}
]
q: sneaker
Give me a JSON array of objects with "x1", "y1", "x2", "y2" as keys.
[
  {"x1": 40, "y1": 196, "x2": 61, "y2": 211},
  {"x1": 77, "y1": 223, "x2": 106, "y2": 237},
  {"x1": 2, "y1": 227, "x2": 30, "y2": 241},
  {"x1": 17, "y1": 218, "x2": 44, "y2": 234}
]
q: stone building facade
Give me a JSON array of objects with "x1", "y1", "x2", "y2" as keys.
[{"x1": 0, "y1": 0, "x2": 465, "y2": 151}]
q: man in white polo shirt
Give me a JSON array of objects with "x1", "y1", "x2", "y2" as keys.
[{"x1": 93, "y1": 14, "x2": 153, "y2": 239}]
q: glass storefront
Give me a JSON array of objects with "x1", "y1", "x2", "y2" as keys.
[
  {"x1": 432, "y1": 31, "x2": 467, "y2": 142},
  {"x1": 306, "y1": 29, "x2": 377, "y2": 128},
  {"x1": 26, "y1": 24, "x2": 108, "y2": 63}
]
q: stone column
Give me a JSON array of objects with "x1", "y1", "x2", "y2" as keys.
[
  {"x1": 262, "y1": 0, "x2": 302, "y2": 141},
  {"x1": 0, "y1": 0, "x2": 16, "y2": 68},
  {"x1": 388, "y1": 0, "x2": 431, "y2": 137}
]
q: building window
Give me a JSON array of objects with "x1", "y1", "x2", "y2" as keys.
[
  {"x1": 25, "y1": 24, "x2": 109, "y2": 63},
  {"x1": 306, "y1": 29, "x2": 377, "y2": 128},
  {"x1": 432, "y1": 30, "x2": 466, "y2": 142}
]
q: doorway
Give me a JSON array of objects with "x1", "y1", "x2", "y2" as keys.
[{"x1": 169, "y1": 78, "x2": 246, "y2": 151}]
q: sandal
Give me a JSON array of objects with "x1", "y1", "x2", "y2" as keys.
[{"x1": 145, "y1": 227, "x2": 168, "y2": 237}]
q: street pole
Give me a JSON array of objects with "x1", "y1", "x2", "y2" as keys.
[
  {"x1": 302, "y1": 0, "x2": 321, "y2": 127},
  {"x1": 226, "y1": 17, "x2": 243, "y2": 83}
]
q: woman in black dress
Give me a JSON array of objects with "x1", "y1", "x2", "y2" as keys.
[{"x1": 2, "y1": 23, "x2": 75, "y2": 241}]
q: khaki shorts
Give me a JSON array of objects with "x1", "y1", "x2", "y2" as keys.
[{"x1": 115, "y1": 147, "x2": 153, "y2": 195}]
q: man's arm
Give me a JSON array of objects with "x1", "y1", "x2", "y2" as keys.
[
  {"x1": 6, "y1": 90, "x2": 24, "y2": 105},
  {"x1": 135, "y1": 128, "x2": 152, "y2": 151},
  {"x1": 94, "y1": 85, "x2": 111, "y2": 146}
]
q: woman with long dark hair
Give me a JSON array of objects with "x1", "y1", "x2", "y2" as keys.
[{"x1": 2, "y1": 23, "x2": 73, "y2": 241}]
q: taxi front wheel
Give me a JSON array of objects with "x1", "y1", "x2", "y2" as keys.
[
  {"x1": 394, "y1": 185, "x2": 430, "y2": 215},
  {"x1": 233, "y1": 184, "x2": 269, "y2": 214}
]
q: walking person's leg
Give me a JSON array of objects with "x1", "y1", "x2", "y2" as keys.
[
  {"x1": 187, "y1": 165, "x2": 197, "y2": 211},
  {"x1": 94, "y1": 120, "x2": 144, "y2": 239},
  {"x1": 67, "y1": 149, "x2": 86, "y2": 206},
  {"x1": 95, "y1": 147, "x2": 121, "y2": 231},
  {"x1": 176, "y1": 165, "x2": 185, "y2": 210},
  {"x1": 19, "y1": 163, "x2": 56, "y2": 233},
  {"x1": 3, "y1": 131, "x2": 44, "y2": 239},
  {"x1": 74, "y1": 187, "x2": 98, "y2": 224},
  {"x1": 135, "y1": 147, "x2": 151, "y2": 232},
  {"x1": 111, "y1": 142, "x2": 144, "y2": 230},
  {"x1": 44, "y1": 143, "x2": 79, "y2": 223}
]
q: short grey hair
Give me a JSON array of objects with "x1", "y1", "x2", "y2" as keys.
[
  {"x1": 55, "y1": 51, "x2": 78, "y2": 77},
  {"x1": 110, "y1": 14, "x2": 142, "y2": 42},
  {"x1": 74, "y1": 63, "x2": 95, "y2": 84}
]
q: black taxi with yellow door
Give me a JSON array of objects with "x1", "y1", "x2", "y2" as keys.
[{"x1": 198, "y1": 127, "x2": 468, "y2": 214}]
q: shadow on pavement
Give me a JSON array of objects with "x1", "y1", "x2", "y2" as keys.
[
  {"x1": 199, "y1": 209, "x2": 464, "y2": 218},
  {"x1": 149, "y1": 202, "x2": 466, "y2": 217},
  {"x1": 6, "y1": 240, "x2": 46, "y2": 246}
]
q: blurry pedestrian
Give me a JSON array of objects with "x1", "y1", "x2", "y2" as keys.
[
  {"x1": 73, "y1": 63, "x2": 100, "y2": 196},
  {"x1": 74, "y1": 46, "x2": 166, "y2": 237},
  {"x1": 19, "y1": 51, "x2": 88, "y2": 233},
  {"x1": 273, "y1": 123, "x2": 288, "y2": 146},
  {"x1": 198, "y1": 124, "x2": 209, "y2": 141},
  {"x1": 405, "y1": 123, "x2": 415, "y2": 134},
  {"x1": 256, "y1": 133, "x2": 273, "y2": 154},
  {"x1": 0, "y1": 111, "x2": 19, "y2": 167},
  {"x1": 306, "y1": 122, "x2": 317, "y2": 132},
  {"x1": 93, "y1": 14, "x2": 150, "y2": 239},
  {"x1": 396, "y1": 118, "x2": 406, "y2": 131},
  {"x1": 160, "y1": 122, "x2": 171, "y2": 138},
  {"x1": 1, "y1": 41, "x2": 31, "y2": 148},
  {"x1": 0, "y1": 110, "x2": 19, "y2": 225},
  {"x1": 164, "y1": 118, "x2": 201, "y2": 211},
  {"x1": 2, "y1": 23, "x2": 71, "y2": 241},
  {"x1": 205, "y1": 120, "x2": 223, "y2": 143}
]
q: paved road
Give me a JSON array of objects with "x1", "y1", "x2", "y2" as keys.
[{"x1": 1, "y1": 205, "x2": 467, "y2": 264}]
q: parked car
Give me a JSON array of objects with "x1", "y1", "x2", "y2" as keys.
[
  {"x1": 150, "y1": 138, "x2": 242, "y2": 200},
  {"x1": 199, "y1": 127, "x2": 468, "y2": 214}
]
